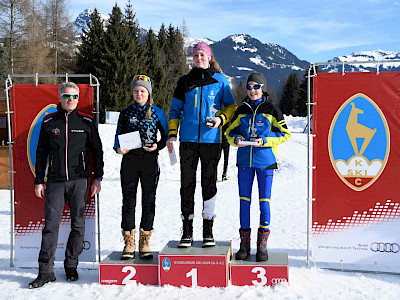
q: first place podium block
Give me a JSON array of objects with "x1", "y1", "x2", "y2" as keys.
[
  {"x1": 230, "y1": 252, "x2": 289, "y2": 286},
  {"x1": 159, "y1": 241, "x2": 232, "y2": 288},
  {"x1": 99, "y1": 251, "x2": 159, "y2": 285}
]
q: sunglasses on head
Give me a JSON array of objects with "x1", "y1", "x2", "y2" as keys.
[
  {"x1": 246, "y1": 84, "x2": 264, "y2": 90},
  {"x1": 61, "y1": 93, "x2": 79, "y2": 100},
  {"x1": 134, "y1": 75, "x2": 151, "y2": 82}
]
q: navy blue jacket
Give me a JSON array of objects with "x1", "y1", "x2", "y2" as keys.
[
  {"x1": 113, "y1": 102, "x2": 168, "y2": 155},
  {"x1": 226, "y1": 96, "x2": 291, "y2": 169}
]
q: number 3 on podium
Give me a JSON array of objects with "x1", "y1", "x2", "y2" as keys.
[{"x1": 251, "y1": 267, "x2": 268, "y2": 286}]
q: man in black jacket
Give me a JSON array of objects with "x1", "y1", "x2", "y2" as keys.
[{"x1": 29, "y1": 82, "x2": 104, "y2": 288}]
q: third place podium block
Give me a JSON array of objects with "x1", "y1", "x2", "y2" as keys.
[
  {"x1": 99, "y1": 251, "x2": 159, "y2": 285},
  {"x1": 230, "y1": 252, "x2": 289, "y2": 286},
  {"x1": 159, "y1": 241, "x2": 232, "y2": 287}
]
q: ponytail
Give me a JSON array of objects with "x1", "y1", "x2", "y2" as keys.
[{"x1": 145, "y1": 96, "x2": 154, "y2": 119}]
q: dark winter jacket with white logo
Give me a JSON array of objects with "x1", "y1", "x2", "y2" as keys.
[
  {"x1": 113, "y1": 102, "x2": 168, "y2": 155},
  {"x1": 35, "y1": 103, "x2": 104, "y2": 184}
]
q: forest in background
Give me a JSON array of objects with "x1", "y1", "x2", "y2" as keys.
[{"x1": 0, "y1": 0, "x2": 309, "y2": 121}]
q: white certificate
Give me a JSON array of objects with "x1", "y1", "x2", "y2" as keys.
[
  {"x1": 238, "y1": 140, "x2": 258, "y2": 146},
  {"x1": 118, "y1": 131, "x2": 142, "y2": 150}
]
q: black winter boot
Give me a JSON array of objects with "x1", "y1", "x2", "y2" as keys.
[
  {"x1": 256, "y1": 228, "x2": 270, "y2": 262},
  {"x1": 65, "y1": 268, "x2": 79, "y2": 282},
  {"x1": 29, "y1": 272, "x2": 56, "y2": 288},
  {"x1": 235, "y1": 228, "x2": 251, "y2": 260},
  {"x1": 178, "y1": 214, "x2": 193, "y2": 248},
  {"x1": 202, "y1": 218, "x2": 216, "y2": 247}
]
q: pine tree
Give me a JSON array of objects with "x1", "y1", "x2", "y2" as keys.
[
  {"x1": 167, "y1": 24, "x2": 187, "y2": 76},
  {"x1": 75, "y1": 8, "x2": 104, "y2": 76},
  {"x1": 280, "y1": 73, "x2": 300, "y2": 116},
  {"x1": 98, "y1": 3, "x2": 142, "y2": 117},
  {"x1": 142, "y1": 28, "x2": 168, "y2": 111},
  {"x1": 157, "y1": 23, "x2": 168, "y2": 52},
  {"x1": 161, "y1": 24, "x2": 187, "y2": 108}
]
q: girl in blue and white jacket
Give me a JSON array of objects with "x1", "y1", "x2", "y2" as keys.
[
  {"x1": 226, "y1": 72, "x2": 291, "y2": 261},
  {"x1": 167, "y1": 43, "x2": 237, "y2": 248}
]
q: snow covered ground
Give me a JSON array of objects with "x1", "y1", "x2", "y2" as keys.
[{"x1": 1, "y1": 117, "x2": 400, "y2": 299}]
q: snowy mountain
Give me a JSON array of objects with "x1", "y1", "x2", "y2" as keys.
[
  {"x1": 211, "y1": 34, "x2": 309, "y2": 93},
  {"x1": 321, "y1": 50, "x2": 400, "y2": 73},
  {"x1": 74, "y1": 8, "x2": 110, "y2": 35},
  {"x1": 183, "y1": 35, "x2": 214, "y2": 49},
  {"x1": 74, "y1": 8, "x2": 149, "y2": 41},
  {"x1": 74, "y1": 9, "x2": 400, "y2": 94}
]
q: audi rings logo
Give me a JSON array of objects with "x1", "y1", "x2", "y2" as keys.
[
  {"x1": 271, "y1": 278, "x2": 288, "y2": 284},
  {"x1": 370, "y1": 242, "x2": 400, "y2": 253}
]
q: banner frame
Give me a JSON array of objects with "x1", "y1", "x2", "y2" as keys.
[
  {"x1": 306, "y1": 59, "x2": 400, "y2": 271},
  {"x1": 5, "y1": 74, "x2": 101, "y2": 268}
]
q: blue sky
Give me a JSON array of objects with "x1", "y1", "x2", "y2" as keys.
[{"x1": 69, "y1": 0, "x2": 400, "y2": 62}]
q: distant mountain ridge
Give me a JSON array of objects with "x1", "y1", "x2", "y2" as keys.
[
  {"x1": 322, "y1": 50, "x2": 400, "y2": 73},
  {"x1": 74, "y1": 9, "x2": 400, "y2": 93},
  {"x1": 211, "y1": 34, "x2": 309, "y2": 92}
]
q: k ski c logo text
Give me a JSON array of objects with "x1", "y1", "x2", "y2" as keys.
[{"x1": 328, "y1": 93, "x2": 390, "y2": 191}]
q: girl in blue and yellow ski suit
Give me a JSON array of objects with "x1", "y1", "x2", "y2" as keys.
[{"x1": 226, "y1": 72, "x2": 291, "y2": 261}]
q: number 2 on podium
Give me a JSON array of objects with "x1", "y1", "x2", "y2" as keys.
[
  {"x1": 186, "y1": 268, "x2": 198, "y2": 287},
  {"x1": 122, "y1": 266, "x2": 137, "y2": 284}
]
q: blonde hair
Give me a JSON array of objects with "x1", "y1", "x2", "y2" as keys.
[
  {"x1": 210, "y1": 56, "x2": 222, "y2": 73},
  {"x1": 145, "y1": 96, "x2": 154, "y2": 119},
  {"x1": 210, "y1": 48, "x2": 222, "y2": 73}
]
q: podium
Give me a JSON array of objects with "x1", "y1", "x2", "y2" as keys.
[
  {"x1": 99, "y1": 242, "x2": 289, "y2": 287},
  {"x1": 158, "y1": 241, "x2": 232, "y2": 287},
  {"x1": 230, "y1": 252, "x2": 289, "y2": 286},
  {"x1": 99, "y1": 251, "x2": 158, "y2": 285}
]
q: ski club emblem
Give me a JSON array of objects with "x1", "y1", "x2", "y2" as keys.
[
  {"x1": 208, "y1": 89, "x2": 215, "y2": 100},
  {"x1": 27, "y1": 104, "x2": 58, "y2": 177},
  {"x1": 52, "y1": 128, "x2": 61, "y2": 135},
  {"x1": 162, "y1": 257, "x2": 171, "y2": 272},
  {"x1": 328, "y1": 93, "x2": 390, "y2": 191}
]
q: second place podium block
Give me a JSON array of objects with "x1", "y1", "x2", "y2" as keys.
[
  {"x1": 99, "y1": 251, "x2": 159, "y2": 285},
  {"x1": 158, "y1": 240, "x2": 232, "y2": 287}
]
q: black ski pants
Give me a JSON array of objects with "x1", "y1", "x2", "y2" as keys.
[
  {"x1": 120, "y1": 152, "x2": 160, "y2": 231},
  {"x1": 38, "y1": 178, "x2": 88, "y2": 273},
  {"x1": 179, "y1": 142, "x2": 221, "y2": 219},
  {"x1": 221, "y1": 138, "x2": 230, "y2": 175}
]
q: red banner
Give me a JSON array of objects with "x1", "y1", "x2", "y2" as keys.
[
  {"x1": 11, "y1": 84, "x2": 96, "y2": 263},
  {"x1": 312, "y1": 72, "x2": 400, "y2": 270}
]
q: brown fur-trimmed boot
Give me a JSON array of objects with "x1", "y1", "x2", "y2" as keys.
[
  {"x1": 121, "y1": 229, "x2": 135, "y2": 260},
  {"x1": 139, "y1": 229, "x2": 153, "y2": 259}
]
